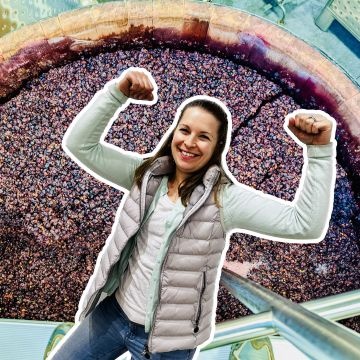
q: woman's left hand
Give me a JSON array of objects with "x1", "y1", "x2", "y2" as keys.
[{"x1": 287, "y1": 113, "x2": 333, "y2": 145}]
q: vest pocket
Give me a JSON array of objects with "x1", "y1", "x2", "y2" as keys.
[{"x1": 194, "y1": 271, "x2": 206, "y2": 333}]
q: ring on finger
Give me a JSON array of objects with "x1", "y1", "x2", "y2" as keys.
[{"x1": 308, "y1": 116, "x2": 317, "y2": 122}]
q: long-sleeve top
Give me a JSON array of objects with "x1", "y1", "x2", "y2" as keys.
[
  {"x1": 63, "y1": 79, "x2": 336, "y2": 241},
  {"x1": 62, "y1": 78, "x2": 336, "y2": 324}
]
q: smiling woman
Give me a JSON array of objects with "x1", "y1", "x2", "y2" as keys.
[{"x1": 47, "y1": 66, "x2": 337, "y2": 360}]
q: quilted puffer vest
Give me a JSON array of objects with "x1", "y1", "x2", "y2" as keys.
[{"x1": 75, "y1": 156, "x2": 228, "y2": 353}]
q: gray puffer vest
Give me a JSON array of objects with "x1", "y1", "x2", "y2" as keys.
[{"x1": 76, "y1": 156, "x2": 228, "y2": 353}]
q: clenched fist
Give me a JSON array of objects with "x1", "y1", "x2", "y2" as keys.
[
  {"x1": 117, "y1": 69, "x2": 155, "y2": 101},
  {"x1": 287, "y1": 112, "x2": 335, "y2": 145}
]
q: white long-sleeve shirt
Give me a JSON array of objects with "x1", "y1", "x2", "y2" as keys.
[
  {"x1": 63, "y1": 80, "x2": 337, "y2": 323},
  {"x1": 63, "y1": 80, "x2": 337, "y2": 243}
]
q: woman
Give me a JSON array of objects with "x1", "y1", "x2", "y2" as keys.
[{"x1": 49, "y1": 68, "x2": 336, "y2": 360}]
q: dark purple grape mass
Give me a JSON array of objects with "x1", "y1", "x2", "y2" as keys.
[{"x1": 0, "y1": 47, "x2": 359, "y2": 331}]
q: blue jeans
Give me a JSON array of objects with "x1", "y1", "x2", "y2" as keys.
[{"x1": 50, "y1": 292, "x2": 197, "y2": 360}]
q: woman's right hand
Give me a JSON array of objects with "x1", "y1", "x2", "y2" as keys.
[{"x1": 117, "y1": 69, "x2": 155, "y2": 101}]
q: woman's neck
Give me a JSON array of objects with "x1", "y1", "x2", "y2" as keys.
[{"x1": 170, "y1": 169, "x2": 189, "y2": 187}]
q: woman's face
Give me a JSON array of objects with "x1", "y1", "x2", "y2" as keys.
[{"x1": 171, "y1": 106, "x2": 220, "y2": 181}]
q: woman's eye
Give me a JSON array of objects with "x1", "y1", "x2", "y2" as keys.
[{"x1": 179, "y1": 128, "x2": 209, "y2": 140}]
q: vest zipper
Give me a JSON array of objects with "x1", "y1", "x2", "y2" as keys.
[
  {"x1": 145, "y1": 224, "x2": 177, "y2": 355},
  {"x1": 141, "y1": 343, "x2": 151, "y2": 359},
  {"x1": 144, "y1": 250, "x2": 168, "y2": 356},
  {"x1": 194, "y1": 271, "x2": 206, "y2": 333}
]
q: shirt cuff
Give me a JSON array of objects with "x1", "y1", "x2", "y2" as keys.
[
  {"x1": 306, "y1": 141, "x2": 337, "y2": 158},
  {"x1": 107, "y1": 82, "x2": 129, "y2": 104}
]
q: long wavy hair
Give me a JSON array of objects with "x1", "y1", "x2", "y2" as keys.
[{"x1": 134, "y1": 97, "x2": 232, "y2": 207}]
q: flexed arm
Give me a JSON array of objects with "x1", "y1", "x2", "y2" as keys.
[
  {"x1": 221, "y1": 110, "x2": 337, "y2": 243},
  {"x1": 63, "y1": 68, "x2": 157, "y2": 191}
]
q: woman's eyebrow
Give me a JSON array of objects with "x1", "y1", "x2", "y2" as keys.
[{"x1": 179, "y1": 124, "x2": 213, "y2": 137}]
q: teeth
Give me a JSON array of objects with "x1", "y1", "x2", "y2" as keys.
[{"x1": 181, "y1": 150, "x2": 196, "y2": 157}]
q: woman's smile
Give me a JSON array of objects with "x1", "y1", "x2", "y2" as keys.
[{"x1": 178, "y1": 147, "x2": 200, "y2": 159}]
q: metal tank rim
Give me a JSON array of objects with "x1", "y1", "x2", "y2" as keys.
[{"x1": 0, "y1": 0, "x2": 358, "y2": 166}]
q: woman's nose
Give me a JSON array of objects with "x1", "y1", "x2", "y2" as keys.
[{"x1": 184, "y1": 136, "x2": 196, "y2": 147}]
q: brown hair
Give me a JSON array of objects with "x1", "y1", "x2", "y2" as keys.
[{"x1": 134, "y1": 98, "x2": 231, "y2": 207}]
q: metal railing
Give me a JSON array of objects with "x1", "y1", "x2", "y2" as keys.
[{"x1": 201, "y1": 269, "x2": 360, "y2": 360}]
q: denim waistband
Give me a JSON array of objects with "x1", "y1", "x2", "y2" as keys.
[{"x1": 109, "y1": 292, "x2": 146, "y2": 329}]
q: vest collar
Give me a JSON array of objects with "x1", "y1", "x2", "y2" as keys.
[{"x1": 147, "y1": 156, "x2": 221, "y2": 189}]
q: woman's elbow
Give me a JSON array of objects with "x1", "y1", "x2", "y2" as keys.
[
  {"x1": 293, "y1": 221, "x2": 328, "y2": 243},
  {"x1": 287, "y1": 212, "x2": 328, "y2": 242},
  {"x1": 62, "y1": 137, "x2": 87, "y2": 161}
]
